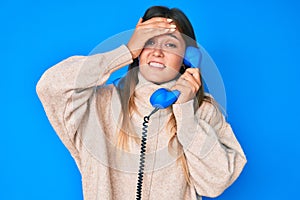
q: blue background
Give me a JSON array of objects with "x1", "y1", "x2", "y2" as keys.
[{"x1": 1, "y1": 0, "x2": 299, "y2": 199}]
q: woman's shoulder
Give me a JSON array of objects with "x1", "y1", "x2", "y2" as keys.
[
  {"x1": 197, "y1": 94, "x2": 225, "y2": 127},
  {"x1": 54, "y1": 55, "x2": 87, "y2": 67},
  {"x1": 95, "y1": 84, "x2": 121, "y2": 109}
]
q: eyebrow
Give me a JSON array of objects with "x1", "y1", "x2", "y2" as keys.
[{"x1": 165, "y1": 33, "x2": 179, "y2": 40}]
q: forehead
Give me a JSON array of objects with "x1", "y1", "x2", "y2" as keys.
[{"x1": 153, "y1": 31, "x2": 185, "y2": 42}]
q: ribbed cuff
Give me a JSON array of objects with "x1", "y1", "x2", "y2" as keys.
[{"x1": 101, "y1": 45, "x2": 133, "y2": 72}]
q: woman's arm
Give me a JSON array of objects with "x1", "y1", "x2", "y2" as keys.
[
  {"x1": 36, "y1": 45, "x2": 133, "y2": 167},
  {"x1": 172, "y1": 99, "x2": 247, "y2": 197}
]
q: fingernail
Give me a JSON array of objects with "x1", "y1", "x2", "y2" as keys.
[
  {"x1": 170, "y1": 28, "x2": 176, "y2": 32},
  {"x1": 170, "y1": 24, "x2": 176, "y2": 28},
  {"x1": 167, "y1": 18, "x2": 173, "y2": 22}
]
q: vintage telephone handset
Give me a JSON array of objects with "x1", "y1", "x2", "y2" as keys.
[{"x1": 106, "y1": 46, "x2": 201, "y2": 200}]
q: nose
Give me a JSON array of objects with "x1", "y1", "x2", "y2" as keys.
[{"x1": 151, "y1": 44, "x2": 164, "y2": 57}]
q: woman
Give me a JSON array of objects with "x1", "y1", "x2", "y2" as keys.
[{"x1": 36, "y1": 6, "x2": 246, "y2": 200}]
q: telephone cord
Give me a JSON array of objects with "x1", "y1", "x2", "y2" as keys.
[{"x1": 135, "y1": 107, "x2": 159, "y2": 200}]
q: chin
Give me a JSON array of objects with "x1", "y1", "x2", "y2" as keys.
[
  {"x1": 140, "y1": 69, "x2": 178, "y2": 84},
  {"x1": 146, "y1": 77, "x2": 164, "y2": 84},
  {"x1": 148, "y1": 76, "x2": 175, "y2": 85}
]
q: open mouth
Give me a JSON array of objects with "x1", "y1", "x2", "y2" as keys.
[{"x1": 148, "y1": 61, "x2": 166, "y2": 69}]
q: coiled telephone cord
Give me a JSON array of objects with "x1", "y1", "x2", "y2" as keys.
[{"x1": 135, "y1": 108, "x2": 159, "y2": 200}]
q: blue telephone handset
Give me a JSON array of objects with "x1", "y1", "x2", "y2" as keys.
[
  {"x1": 106, "y1": 46, "x2": 202, "y2": 109},
  {"x1": 150, "y1": 46, "x2": 202, "y2": 109}
]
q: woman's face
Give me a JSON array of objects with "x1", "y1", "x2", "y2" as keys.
[{"x1": 139, "y1": 31, "x2": 186, "y2": 84}]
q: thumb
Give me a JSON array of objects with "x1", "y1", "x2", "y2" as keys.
[{"x1": 136, "y1": 18, "x2": 143, "y2": 26}]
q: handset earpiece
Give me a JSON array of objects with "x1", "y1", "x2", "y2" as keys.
[{"x1": 183, "y1": 46, "x2": 202, "y2": 68}]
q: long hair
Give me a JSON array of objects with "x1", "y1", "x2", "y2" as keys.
[{"x1": 116, "y1": 6, "x2": 212, "y2": 184}]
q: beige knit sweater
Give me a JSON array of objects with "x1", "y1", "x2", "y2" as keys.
[{"x1": 36, "y1": 45, "x2": 246, "y2": 200}]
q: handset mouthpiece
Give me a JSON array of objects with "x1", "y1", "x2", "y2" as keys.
[{"x1": 150, "y1": 88, "x2": 181, "y2": 109}]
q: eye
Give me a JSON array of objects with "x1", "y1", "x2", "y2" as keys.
[
  {"x1": 144, "y1": 39, "x2": 155, "y2": 47},
  {"x1": 165, "y1": 43, "x2": 177, "y2": 48}
]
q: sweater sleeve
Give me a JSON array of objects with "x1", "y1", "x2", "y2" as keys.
[
  {"x1": 36, "y1": 45, "x2": 133, "y2": 168},
  {"x1": 172, "y1": 99, "x2": 247, "y2": 198}
]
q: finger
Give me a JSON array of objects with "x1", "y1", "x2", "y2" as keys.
[
  {"x1": 180, "y1": 73, "x2": 200, "y2": 92},
  {"x1": 136, "y1": 26, "x2": 176, "y2": 39},
  {"x1": 147, "y1": 26, "x2": 177, "y2": 35},
  {"x1": 176, "y1": 76, "x2": 194, "y2": 92},
  {"x1": 138, "y1": 17, "x2": 175, "y2": 29},
  {"x1": 136, "y1": 18, "x2": 143, "y2": 26},
  {"x1": 138, "y1": 21, "x2": 176, "y2": 30},
  {"x1": 141, "y1": 17, "x2": 173, "y2": 24},
  {"x1": 184, "y1": 73, "x2": 200, "y2": 92},
  {"x1": 171, "y1": 83, "x2": 186, "y2": 93},
  {"x1": 185, "y1": 68, "x2": 201, "y2": 85},
  {"x1": 175, "y1": 77, "x2": 187, "y2": 86}
]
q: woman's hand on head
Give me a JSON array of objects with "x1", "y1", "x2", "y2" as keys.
[
  {"x1": 127, "y1": 17, "x2": 176, "y2": 59},
  {"x1": 172, "y1": 68, "x2": 201, "y2": 104}
]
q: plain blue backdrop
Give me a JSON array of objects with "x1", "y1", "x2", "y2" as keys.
[{"x1": 1, "y1": 0, "x2": 299, "y2": 199}]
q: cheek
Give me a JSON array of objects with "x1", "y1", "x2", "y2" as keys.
[
  {"x1": 167, "y1": 55, "x2": 183, "y2": 71},
  {"x1": 138, "y1": 50, "x2": 149, "y2": 65}
]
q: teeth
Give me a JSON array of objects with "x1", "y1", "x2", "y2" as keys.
[{"x1": 149, "y1": 62, "x2": 165, "y2": 68}]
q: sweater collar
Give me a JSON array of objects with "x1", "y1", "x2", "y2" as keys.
[{"x1": 134, "y1": 72, "x2": 177, "y2": 112}]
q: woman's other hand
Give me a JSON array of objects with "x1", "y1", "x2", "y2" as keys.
[
  {"x1": 172, "y1": 68, "x2": 201, "y2": 104},
  {"x1": 127, "y1": 17, "x2": 176, "y2": 59}
]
